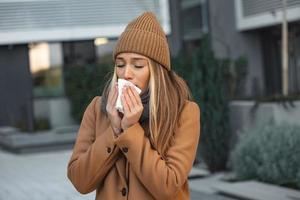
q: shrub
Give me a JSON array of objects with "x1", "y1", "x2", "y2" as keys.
[
  {"x1": 222, "y1": 56, "x2": 248, "y2": 99},
  {"x1": 64, "y1": 63, "x2": 113, "y2": 123},
  {"x1": 231, "y1": 123, "x2": 300, "y2": 189},
  {"x1": 172, "y1": 37, "x2": 231, "y2": 172},
  {"x1": 34, "y1": 118, "x2": 50, "y2": 131}
]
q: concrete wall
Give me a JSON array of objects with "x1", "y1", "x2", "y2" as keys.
[
  {"x1": 168, "y1": 0, "x2": 183, "y2": 56},
  {"x1": 229, "y1": 100, "x2": 300, "y2": 147},
  {"x1": 208, "y1": 0, "x2": 265, "y2": 97},
  {"x1": 0, "y1": 45, "x2": 34, "y2": 131},
  {"x1": 34, "y1": 97, "x2": 75, "y2": 128}
]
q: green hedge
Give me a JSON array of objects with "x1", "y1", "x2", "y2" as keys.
[
  {"x1": 172, "y1": 38, "x2": 232, "y2": 172},
  {"x1": 230, "y1": 123, "x2": 300, "y2": 189},
  {"x1": 64, "y1": 63, "x2": 113, "y2": 123}
]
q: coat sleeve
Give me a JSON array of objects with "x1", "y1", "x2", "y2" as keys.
[
  {"x1": 67, "y1": 96, "x2": 120, "y2": 194},
  {"x1": 114, "y1": 101, "x2": 201, "y2": 199}
]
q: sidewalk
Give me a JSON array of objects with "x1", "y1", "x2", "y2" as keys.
[
  {"x1": 0, "y1": 148, "x2": 236, "y2": 200},
  {"x1": 0, "y1": 149, "x2": 93, "y2": 200}
]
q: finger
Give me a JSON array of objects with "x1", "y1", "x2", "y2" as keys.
[
  {"x1": 107, "y1": 83, "x2": 116, "y2": 101},
  {"x1": 127, "y1": 86, "x2": 139, "y2": 106},
  {"x1": 129, "y1": 86, "x2": 142, "y2": 105},
  {"x1": 123, "y1": 86, "x2": 135, "y2": 110},
  {"x1": 108, "y1": 83, "x2": 118, "y2": 107},
  {"x1": 111, "y1": 84, "x2": 118, "y2": 104},
  {"x1": 121, "y1": 92, "x2": 130, "y2": 113}
]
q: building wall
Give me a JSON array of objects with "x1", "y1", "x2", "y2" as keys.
[
  {"x1": 168, "y1": 0, "x2": 183, "y2": 56},
  {"x1": 0, "y1": 0, "x2": 170, "y2": 45},
  {"x1": 0, "y1": 45, "x2": 34, "y2": 131},
  {"x1": 208, "y1": 0, "x2": 265, "y2": 97},
  {"x1": 63, "y1": 40, "x2": 96, "y2": 66}
]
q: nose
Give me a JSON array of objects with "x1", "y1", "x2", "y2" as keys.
[{"x1": 123, "y1": 65, "x2": 133, "y2": 80}]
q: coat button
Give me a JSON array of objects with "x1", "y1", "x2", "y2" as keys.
[
  {"x1": 122, "y1": 147, "x2": 128, "y2": 153},
  {"x1": 106, "y1": 147, "x2": 111, "y2": 153},
  {"x1": 121, "y1": 187, "x2": 127, "y2": 196}
]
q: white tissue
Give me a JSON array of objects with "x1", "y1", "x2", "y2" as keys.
[{"x1": 116, "y1": 79, "x2": 142, "y2": 113}]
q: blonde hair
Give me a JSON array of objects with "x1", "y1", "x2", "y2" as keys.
[
  {"x1": 101, "y1": 59, "x2": 192, "y2": 158},
  {"x1": 148, "y1": 60, "x2": 191, "y2": 158}
]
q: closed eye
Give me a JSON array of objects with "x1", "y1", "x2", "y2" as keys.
[
  {"x1": 116, "y1": 64, "x2": 125, "y2": 68},
  {"x1": 134, "y1": 65, "x2": 144, "y2": 68}
]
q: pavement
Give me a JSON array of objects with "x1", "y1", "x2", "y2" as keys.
[{"x1": 0, "y1": 148, "x2": 237, "y2": 200}]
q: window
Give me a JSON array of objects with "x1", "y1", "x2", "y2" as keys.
[
  {"x1": 181, "y1": 0, "x2": 208, "y2": 41},
  {"x1": 261, "y1": 22, "x2": 300, "y2": 95},
  {"x1": 29, "y1": 42, "x2": 64, "y2": 97}
]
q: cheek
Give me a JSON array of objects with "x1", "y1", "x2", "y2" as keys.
[
  {"x1": 116, "y1": 68, "x2": 122, "y2": 77},
  {"x1": 140, "y1": 73, "x2": 150, "y2": 89}
]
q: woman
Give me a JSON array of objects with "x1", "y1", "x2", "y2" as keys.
[{"x1": 67, "y1": 12, "x2": 201, "y2": 200}]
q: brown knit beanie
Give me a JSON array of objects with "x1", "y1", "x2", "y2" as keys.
[{"x1": 113, "y1": 12, "x2": 171, "y2": 71}]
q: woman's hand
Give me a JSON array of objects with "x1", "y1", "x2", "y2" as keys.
[
  {"x1": 106, "y1": 83, "x2": 122, "y2": 136},
  {"x1": 121, "y1": 85, "x2": 143, "y2": 130}
]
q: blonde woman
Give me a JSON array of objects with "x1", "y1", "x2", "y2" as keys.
[{"x1": 67, "y1": 12, "x2": 201, "y2": 200}]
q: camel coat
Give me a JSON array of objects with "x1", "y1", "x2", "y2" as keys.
[{"x1": 67, "y1": 96, "x2": 200, "y2": 200}]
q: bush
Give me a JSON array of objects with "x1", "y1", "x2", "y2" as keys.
[
  {"x1": 172, "y1": 37, "x2": 231, "y2": 172},
  {"x1": 34, "y1": 118, "x2": 50, "y2": 131},
  {"x1": 222, "y1": 56, "x2": 248, "y2": 99},
  {"x1": 64, "y1": 63, "x2": 113, "y2": 123},
  {"x1": 230, "y1": 123, "x2": 300, "y2": 189}
]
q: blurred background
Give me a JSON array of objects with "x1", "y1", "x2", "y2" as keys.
[{"x1": 0, "y1": 0, "x2": 300, "y2": 200}]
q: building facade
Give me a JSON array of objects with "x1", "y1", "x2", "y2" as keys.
[
  {"x1": 1, "y1": 0, "x2": 300, "y2": 132},
  {"x1": 0, "y1": 0, "x2": 170, "y2": 131},
  {"x1": 209, "y1": 0, "x2": 300, "y2": 96}
]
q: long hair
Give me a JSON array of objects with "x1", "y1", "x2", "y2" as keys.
[
  {"x1": 148, "y1": 60, "x2": 191, "y2": 158},
  {"x1": 101, "y1": 59, "x2": 192, "y2": 158}
]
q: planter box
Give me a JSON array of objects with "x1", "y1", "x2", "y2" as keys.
[
  {"x1": 34, "y1": 97, "x2": 76, "y2": 129},
  {"x1": 229, "y1": 100, "x2": 300, "y2": 146},
  {"x1": 0, "y1": 125, "x2": 79, "y2": 153}
]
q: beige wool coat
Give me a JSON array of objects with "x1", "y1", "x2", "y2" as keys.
[{"x1": 67, "y1": 96, "x2": 200, "y2": 200}]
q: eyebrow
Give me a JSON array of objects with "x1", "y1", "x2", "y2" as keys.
[{"x1": 116, "y1": 57, "x2": 147, "y2": 61}]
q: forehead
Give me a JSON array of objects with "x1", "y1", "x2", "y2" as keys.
[{"x1": 116, "y1": 53, "x2": 149, "y2": 61}]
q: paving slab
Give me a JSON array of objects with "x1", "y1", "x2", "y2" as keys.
[
  {"x1": 189, "y1": 172, "x2": 227, "y2": 194},
  {"x1": 0, "y1": 148, "x2": 234, "y2": 200},
  {"x1": 190, "y1": 190, "x2": 239, "y2": 200},
  {"x1": 188, "y1": 167, "x2": 210, "y2": 179},
  {"x1": 0, "y1": 129, "x2": 77, "y2": 153},
  {"x1": 0, "y1": 149, "x2": 94, "y2": 200},
  {"x1": 213, "y1": 181, "x2": 300, "y2": 200}
]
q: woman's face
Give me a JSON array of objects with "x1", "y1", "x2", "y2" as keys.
[{"x1": 115, "y1": 53, "x2": 150, "y2": 93}]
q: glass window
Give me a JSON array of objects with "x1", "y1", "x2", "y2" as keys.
[
  {"x1": 29, "y1": 42, "x2": 64, "y2": 97},
  {"x1": 181, "y1": 0, "x2": 208, "y2": 41}
]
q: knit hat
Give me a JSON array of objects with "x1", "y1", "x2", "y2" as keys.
[{"x1": 113, "y1": 12, "x2": 171, "y2": 71}]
